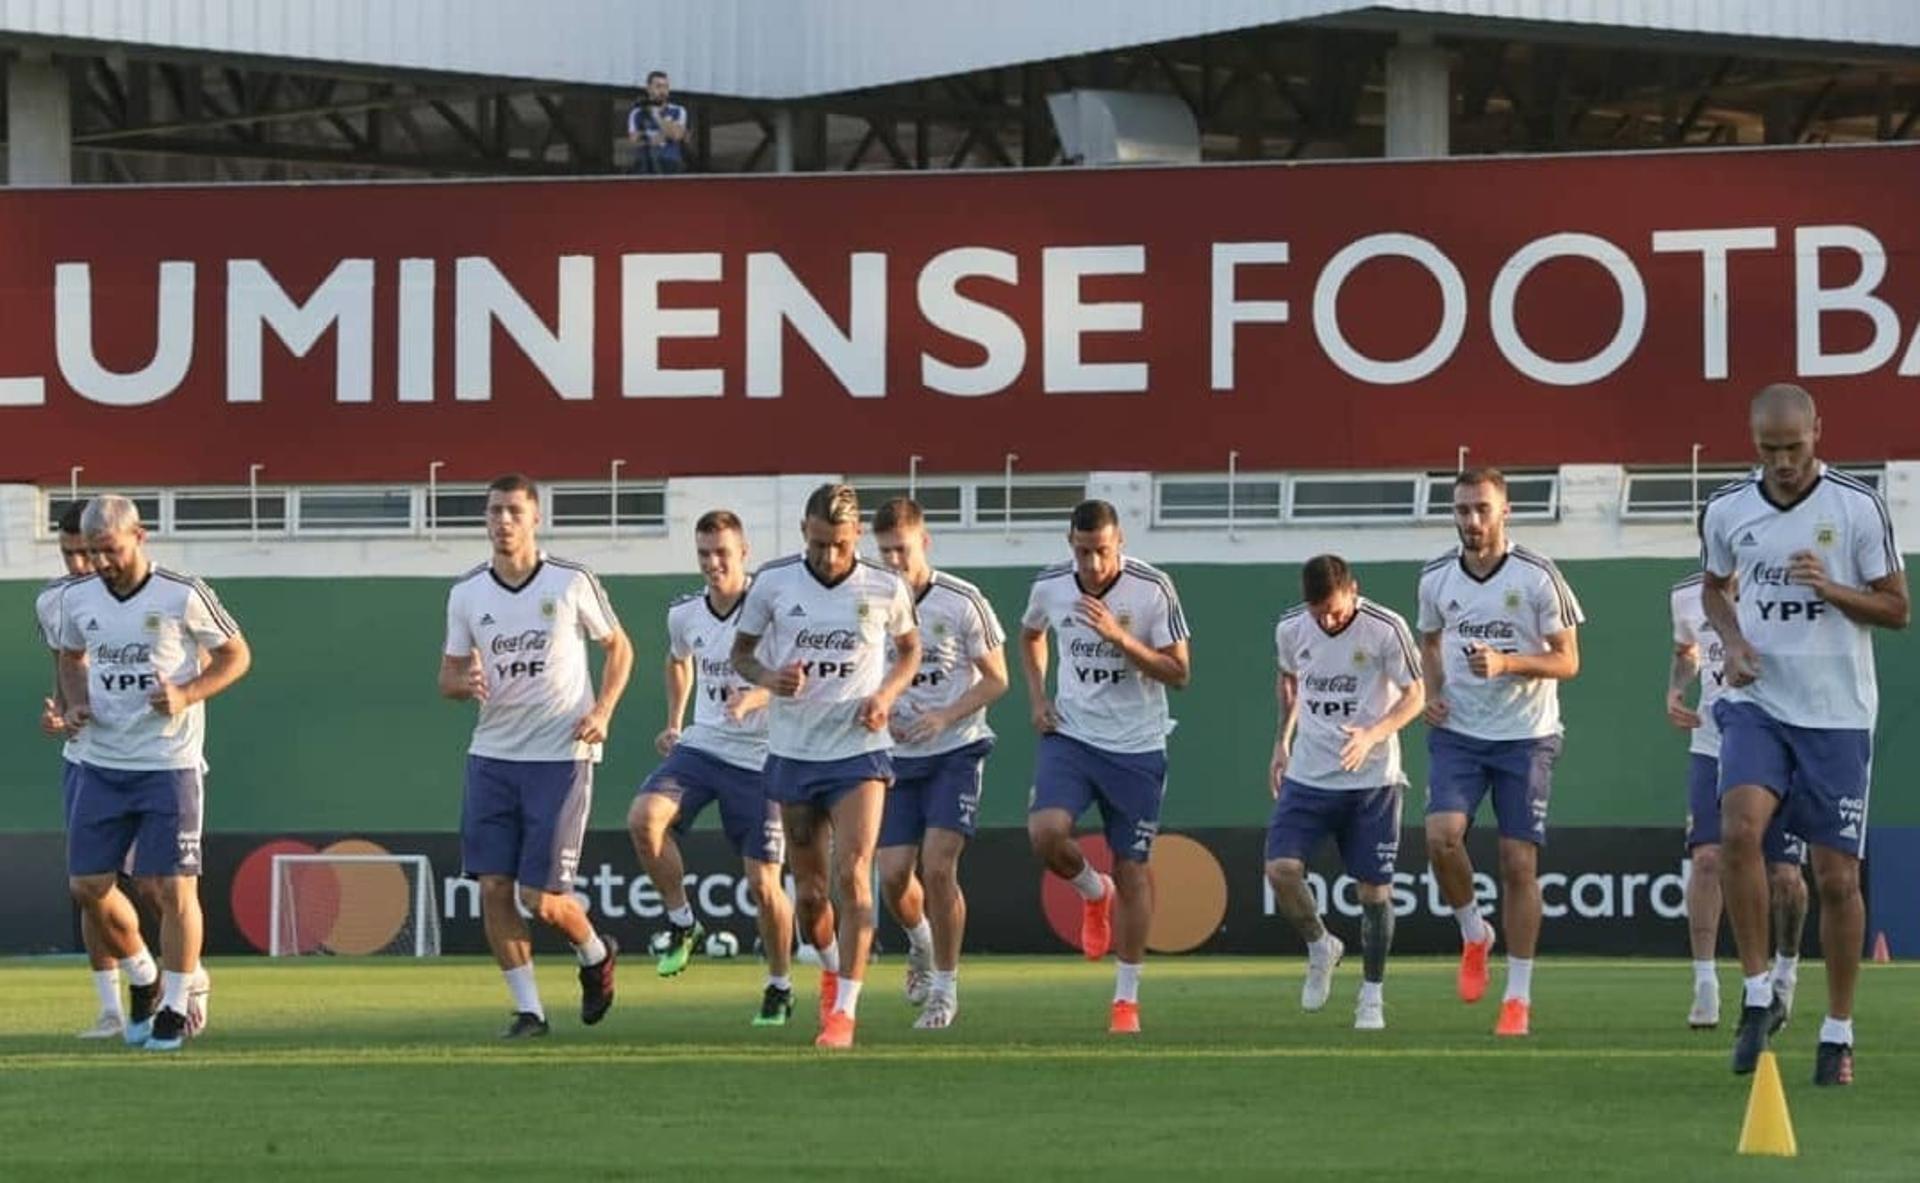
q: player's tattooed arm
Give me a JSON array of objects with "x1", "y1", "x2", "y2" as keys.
[
  {"x1": 1789, "y1": 554, "x2": 1910, "y2": 630},
  {"x1": 1666, "y1": 642, "x2": 1701, "y2": 729},
  {"x1": 732, "y1": 631, "x2": 804, "y2": 697}
]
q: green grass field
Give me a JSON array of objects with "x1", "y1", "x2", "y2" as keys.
[{"x1": 1, "y1": 956, "x2": 1915, "y2": 1181}]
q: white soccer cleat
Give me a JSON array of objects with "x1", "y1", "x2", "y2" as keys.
[
  {"x1": 904, "y1": 945, "x2": 933, "y2": 1007},
  {"x1": 1354, "y1": 995, "x2": 1386, "y2": 1031},
  {"x1": 914, "y1": 994, "x2": 958, "y2": 1030},
  {"x1": 1688, "y1": 979, "x2": 1721, "y2": 1029},
  {"x1": 1301, "y1": 934, "x2": 1345, "y2": 1013},
  {"x1": 76, "y1": 1012, "x2": 125, "y2": 1040},
  {"x1": 187, "y1": 966, "x2": 212, "y2": 1037}
]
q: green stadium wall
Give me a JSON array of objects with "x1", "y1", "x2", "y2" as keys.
[{"x1": 7, "y1": 559, "x2": 1917, "y2": 832}]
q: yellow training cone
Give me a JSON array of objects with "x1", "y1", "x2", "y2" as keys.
[{"x1": 1736, "y1": 1051, "x2": 1798, "y2": 1157}]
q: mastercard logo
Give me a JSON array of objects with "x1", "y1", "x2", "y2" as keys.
[
  {"x1": 231, "y1": 837, "x2": 415, "y2": 955},
  {"x1": 1039, "y1": 832, "x2": 1229, "y2": 954}
]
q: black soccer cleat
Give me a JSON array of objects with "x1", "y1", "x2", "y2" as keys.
[
  {"x1": 752, "y1": 984, "x2": 794, "y2": 1028},
  {"x1": 1731, "y1": 994, "x2": 1788, "y2": 1074},
  {"x1": 500, "y1": 1011, "x2": 551, "y2": 1039},
  {"x1": 144, "y1": 1007, "x2": 188, "y2": 1052},
  {"x1": 579, "y1": 935, "x2": 619, "y2": 1026},
  {"x1": 129, "y1": 978, "x2": 161, "y2": 1024},
  {"x1": 1813, "y1": 1042, "x2": 1854, "y2": 1087}
]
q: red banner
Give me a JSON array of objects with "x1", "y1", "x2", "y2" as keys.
[{"x1": 4, "y1": 144, "x2": 1919, "y2": 485}]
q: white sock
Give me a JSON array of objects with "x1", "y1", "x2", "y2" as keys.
[
  {"x1": 1114, "y1": 961, "x2": 1142, "y2": 1004},
  {"x1": 91, "y1": 969, "x2": 123, "y2": 1018},
  {"x1": 1743, "y1": 972, "x2": 1773, "y2": 1008},
  {"x1": 1820, "y1": 1015, "x2": 1854, "y2": 1045},
  {"x1": 1772, "y1": 953, "x2": 1800, "y2": 981},
  {"x1": 906, "y1": 918, "x2": 934, "y2": 956},
  {"x1": 573, "y1": 934, "x2": 608, "y2": 967},
  {"x1": 120, "y1": 949, "x2": 158, "y2": 988},
  {"x1": 1307, "y1": 933, "x2": 1334, "y2": 962},
  {"x1": 1503, "y1": 957, "x2": 1534, "y2": 1003},
  {"x1": 816, "y1": 942, "x2": 841, "y2": 975},
  {"x1": 1358, "y1": 980, "x2": 1383, "y2": 1006},
  {"x1": 667, "y1": 905, "x2": 695, "y2": 928},
  {"x1": 160, "y1": 969, "x2": 192, "y2": 1015},
  {"x1": 1454, "y1": 906, "x2": 1488, "y2": 944},
  {"x1": 1069, "y1": 863, "x2": 1108, "y2": 902},
  {"x1": 767, "y1": 974, "x2": 792, "y2": 992},
  {"x1": 1692, "y1": 959, "x2": 1717, "y2": 987},
  {"x1": 833, "y1": 975, "x2": 862, "y2": 1018},
  {"x1": 504, "y1": 964, "x2": 544, "y2": 1018},
  {"x1": 931, "y1": 969, "x2": 957, "y2": 999}
]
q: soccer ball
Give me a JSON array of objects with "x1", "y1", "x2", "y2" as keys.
[
  {"x1": 704, "y1": 931, "x2": 740, "y2": 959},
  {"x1": 186, "y1": 966, "x2": 211, "y2": 1038},
  {"x1": 648, "y1": 929, "x2": 675, "y2": 955}
]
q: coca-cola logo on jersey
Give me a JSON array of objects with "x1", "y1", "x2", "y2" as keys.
[
  {"x1": 1068, "y1": 638, "x2": 1124, "y2": 659},
  {"x1": 795, "y1": 628, "x2": 858, "y2": 651},
  {"x1": 1304, "y1": 673, "x2": 1360, "y2": 694},
  {"x1": 1456, "y1": 619, "x2": 1518, "y2": 641},
  {"x1": 96, "y1": 642, "x2": 153, "y2": 665},
  {"x1": 697, "y1": 656, "x2": 735, "y2": 680},
  {"x1": 490, "y1": 629, "x2": 550, "y2": 656},
  {"x1": 1748, "y1": 562, "x2": 1793, "y2": 588}
]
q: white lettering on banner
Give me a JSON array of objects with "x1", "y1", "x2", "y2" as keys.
[
  {"x1": 1793, "y1": 225, "x2": 1902, "y2": 378},
  {"x1": 1312, "y1": 232, "x2": 1466, "y2": 385},
  {"x1": 919, "y1": 246, "x2": 1026, "y2": 396},
  {"x1": 397, "y1": 258, "x2": 435, "y2": 403},
  {"x1": 454, "y1": 255, "x2": 595, "y2": 401},
  {"x1": 1650, "y1": 227, "x2": 1777, "y2": 381},
  {"x1": 448, "y1": 864, "x2": 768, "y2": 923},
  {"x1": 622, "y1": 252, "x2": 725, "y2": 398},
  {"x1": 226, "y1": 258, "x2": 374, "y2": 404},
  {"x1": 1489, "y1": 233, "x2": 1646, "y2": 386},
  {"x1": 1209, "y1": 241, "x2": 1290, "y2": 390},
  {"x1": 1264, "y1": 864, "x2": 1688, "y2": 921},
  {"x1": 1041, "y1": 245, "x2": 1148, "y2": 393},
  {"x1": 745, "y1": 251, "x2": 887, "y2": 398},
  {"x1": 58, "y1": 261, "x2": 196, "y2": 406}
]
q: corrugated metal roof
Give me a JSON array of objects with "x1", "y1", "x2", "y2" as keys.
[{"x1": 3, "y1": 1, "x2": 1918, "y2": 99}]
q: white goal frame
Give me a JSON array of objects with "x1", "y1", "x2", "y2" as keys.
[{"x1": 268, "y1": 852, "x2": 436, "y2": 957}]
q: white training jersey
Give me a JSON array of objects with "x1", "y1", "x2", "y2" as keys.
[
  {"x1": 1417, "y1": 544, "x2": 1585, "y2": 742},
  {"x1": 444, "y1": 556, "x2": 620, "y2": 763},
  {"x1": 36, "y1": 574, "x2": 85, "y2": 763},
  {"x1": 889, "y1": 570, "x2": 1006, "y2": 759},
  {"x1": 1701, "y1": 465, "x2": 1902, "y2": 730},
  {"x1": 665, "y1": 585, "x2": 768, "y2": 771},
  {"x1": 1022, "y1": 556, "x2": 1190, "y2": 755},
  {"x1": 1276, "y1": 597, "x2": 1422, "y2": 791},
  {"x1": 58, "y1": 568, "x2": 241, "y2": 771},
  {"x1": 736, "y1": 556, "x2": 917, "y2": 762},
  {"x1": 1670, "y1": 573, "x2": 1727, "y2": 759}
]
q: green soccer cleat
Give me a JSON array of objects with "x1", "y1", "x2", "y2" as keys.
[
  {"x1": 752, "y1": 983, "x2": 794, "y2": 1027},
  {"x1": 655, "y1": 920, "x2": 706, "y2": 977}
]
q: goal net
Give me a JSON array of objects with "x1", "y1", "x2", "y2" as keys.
[{"x1": 269, "y1": 852, "x2": 441, "y2": 957}]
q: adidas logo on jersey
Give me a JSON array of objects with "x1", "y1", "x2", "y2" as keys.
[
  {"x1": 479, "y1": 613, "x2": 495, "y2": 626},
  {"x1": 787, "y1": 604, "x2": 807, "y2": 617},
  {"x1": 1737, "y1": 531, "x2": 1758, "y2": 547},
  {"x1": 693, "y1": 637, "x2": 705, "y2": 648},
  {"x1": 85, "y1": 618, "x2": 100, "y2": 631},
  {"x1": 1447, "y1": 600, "x2": 1461, "y2": 611}
]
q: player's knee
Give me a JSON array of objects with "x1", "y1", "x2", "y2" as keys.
[
  {"x1": 1026, "y1": 816, "x2": 1067, "y2": 857},
  {"x1": 478, "y1": 875, "x2": 517, "y2": 911},
  {"x1": 1265, "y1": 859, "x2": 1306, "y2": 892},
  {"x1": 922, "y1": 857, "x2": 960, "y2": 897},
  {"x1": 68, "y1": 875, "x2": 111, "y2": 905},
  {"x1": 1815, "y1": 863, "x2": 1860, "y2": 907},
  {"x1": 1689, "y1": 845, "x2": 1722, "y2": 880},
  {"x1": 1496, "y1": 845, "x2": 1537, "y2": 887},
  {"x1": 1356, "y1": 882, "x2": 1392, "y2": 907},
  {"x1": 1110, "y1": 860, "x2": 1150, "y2": 898},
  {"x1": 1767, "y1": 863, "x2": 1806, "y2": 900},
  {"x1": 834, "y1": 863, "x2": 872, "y2": 906}
]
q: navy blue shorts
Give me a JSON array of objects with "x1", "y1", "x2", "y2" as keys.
[
  {"x1": 881, "y1": 739, "x2": 991, "y2": 847},
  {"x1": 640, "y1": 745, "x2": 784, "y2": 864},
  {"x1": 461, "y1": 755, "x2": 593, "y2": 894},
  {"x1": 1684, "y1": 752, "x2": 1806, "y2": 865},
  {"x1": 1264, "y1": 779, "x2": 1403, "y2": 885},
  {"x1": 66, "y1": 764, "x2": 203, "y2": 878},
  {"x1": 1425, "y1": 727, "x2": 1561, "y2": 845},
  {"x1": 1715, "y1": 701, "x2": 1872, "y2": 858},
  {"x1": 764, "y1": 750, "x2": 892, "y2": 811},
  {"x1": 1029, "y1": 733, "x2": 1167, "y2": 863}
]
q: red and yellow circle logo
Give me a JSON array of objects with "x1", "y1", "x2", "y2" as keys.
[
  {"x1": 231, "y1": 837, "x2": 413, "y2": 955},
  {"x1": 1039, "y1": 832, "x2": 1229, "y2": 954}
]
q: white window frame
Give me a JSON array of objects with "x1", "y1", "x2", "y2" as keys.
[
  {"x1": 1151, "y1": 473, "x2": 1286, "y2": 528},
  {"x1": 1423, "y1": 471, "x2": 1560, "y2": 523},
  {"x1": 544, "y1": 481, "x2": 669, "y2": 535}
]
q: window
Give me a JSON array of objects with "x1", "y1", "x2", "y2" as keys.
[
  {"x1": 1153, "y1": 476, "x2": 1284, "y2": 526},
  {"x1": 172, "y1": 489, "x2": 289, "y2": 535},
  {"x1": 1424, "y1": 472, "x2": 1559, "y2": 521},
  {"x1": 848, "y1": 480, "x2": 964, "y2": 526},
  {"x1": 974, "y1": 479, "x2": 1086, "y2": 528},
  {"x1": 429, "y1": 488, "x2": 491, "y2": 532},
  {"x1": 295, "y1": 488, "x2": 415, "y2": 533},
  {"x1": 1288, "y1": 475, "x2": 1424, "y2": 521},
  {"x1": 547, "y1": 484, "x2": 666, "y2": 531},
  {"x1": 1621, "y1": 465, "x2": 1882, "y2": 520},
  {"x1": 45, "y1": 491, "x2": 163, "y2": 535}
]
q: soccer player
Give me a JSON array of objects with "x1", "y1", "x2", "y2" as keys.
[
  {"x1": 730, "y1": 484, "x2": 919, "y2": 1049},
  {"x1": 1266, "y1": 556, "x2": 1423, "y2": 1030},
  {"x1": 872, "y1": 497, "x2": 1009, "y2": 1029},
  {"x1": 1021, "y1": 499, "x2": 1190, "y2": 1035},
  {"x1": 628, "y1": 510, "x2": 798, "y2": 1026},
  {"x1": 37, "y1": 501, "x2": 160, "y2": 1039},
  {"x1": 440, "y1": 474, "x2": 634, "y2": 1038},
  {"x1": 57, "y1": 495, "x2": 251, "y2": 1051},
  {"x1": 1703, "y1": 384, "x2": 1907, "y2": 1086},
  {"x1": 1667, "y1": 568, "x2": 1809, "y2": 1030},
  {"x1": 1418, "y1": 468, "x2": 1583, "y2": 1038}
]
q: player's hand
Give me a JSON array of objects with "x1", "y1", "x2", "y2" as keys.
[
  {"x1": 1722, "y1": 636, "x2": 1762, "y2": 687},
  {"x1": 40, "y1": 697, "x2": 67, "y2": 737},
  {"x1": 1268, "y1": 746, "x2": 1288, "y2": 798},
  {"x1": 462, "y1": 658, "x2": 490, "y2": 703},
  {"x1": 654, "y1": 726, "x2": 681, "y2": 757},
  {"x1": 893, "y1": 708, "x2": 948, "y2": 745},
  {"x1": 1465, "y1": 642, "x2": 1506, "y2": 678},
  {"x1": 1076, "y1": 595, "x2": 1125, "y2": 643},
  {"x1": 1665, "y1": 688, "x2": 1701, "y2": 730},
  {"x1": 858, "y1": 693, "x2": 893, "y2": 733},
  {"x1": 1423, "y1": 694, "x2": 1449, "y2": 727},
  {"x1": 148, "y1": 681, "x2": 191, "y2": 716},
  {"x1": 1338, "y1": 723, "x2": 1382, "y2": 772},
  {"x1": 1787, "y1": 549, "x2": 1834, "y2": 597},
  {"x1": 573, "y1": 707, "x2": 612, "y2": 745},
  {"x1": 770, "y1": 662, "x2": 807, "y2": 698},
  {"x1": 1031, "y1": 697, "x2": 1061, "y2": 734},
  {"x1": 723, "y1": 689, "x2": 766, "y2": 723}
]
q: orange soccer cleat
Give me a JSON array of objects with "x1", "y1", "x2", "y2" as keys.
[
  {"x1": 1494, "y1": 998, "x2": 1531, "y2": 1037},
  {"x1": 815, "y1": 1010, "x2": 856, "y2": 1049},
  {"x1": 1082, "y1": 875, "x2": 1115, "y2": 960},
  {"x1": 1108, "y1": 1000, "x2": 1141, "y2": 1035}
]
